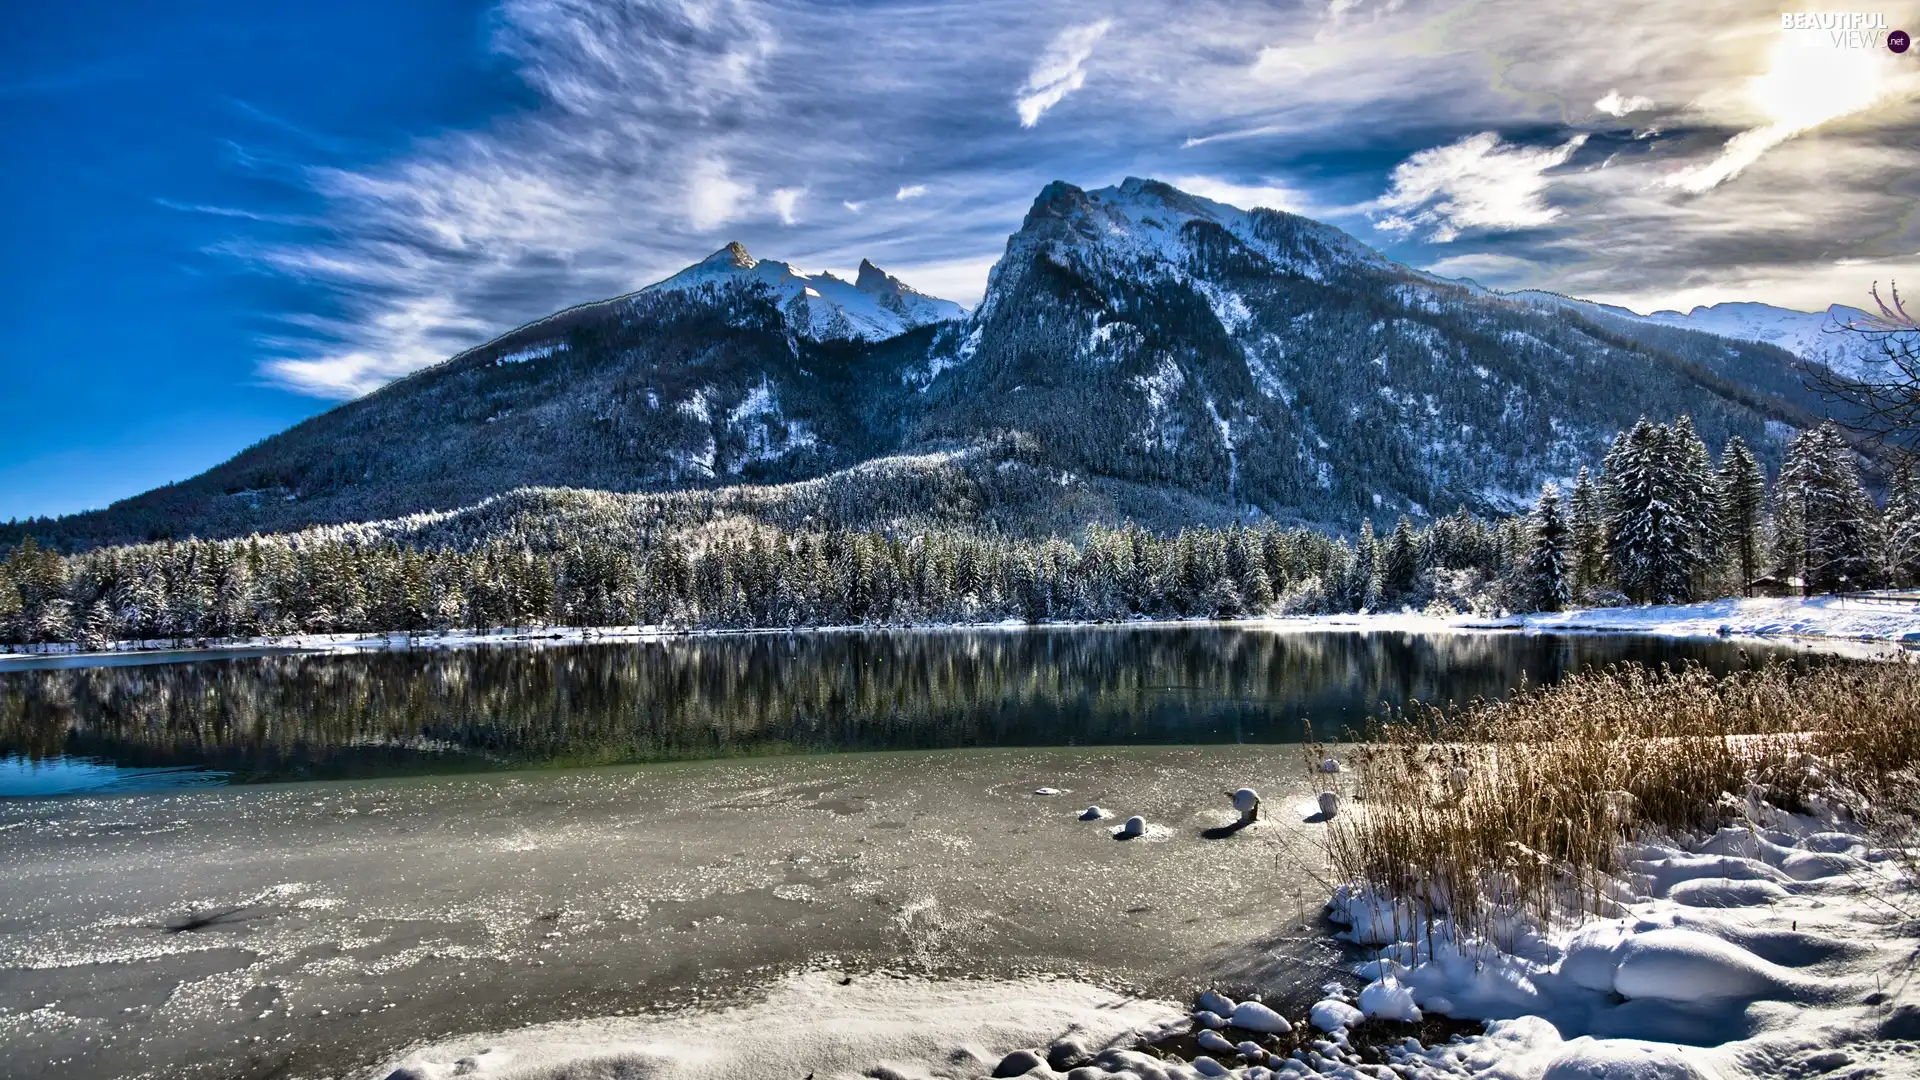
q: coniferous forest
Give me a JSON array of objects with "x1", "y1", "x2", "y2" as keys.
[{"x1": 0, "y1": 416, "x2": 1904, "y2": 650}]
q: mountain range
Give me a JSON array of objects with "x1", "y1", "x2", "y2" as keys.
[
  {"x1": 8, "y1": 178, "x2": 1866, "y2": 551},
  {"x1": 1506, "y1": 291, "x2": 1884, "y2": 382}
]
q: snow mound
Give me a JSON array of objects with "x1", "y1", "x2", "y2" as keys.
[
  {"x1": 1229, "y1": 1001, "x2": 1291, "y2": 1034},
  {"x1": 1322, "y1": 808, "x2": 1918, "y2": 1080},
  {"x1": 1357, "y1": 978, "x2": 1421, "y2": 1023},
  {"x1": 1612, "y1": 928, "x2": 1799, "y2": 1002},
  {"x1": 1309, "y1": 999, "x2": 1363, "y2": 1033},
  {"x1": 1538, "y1": 1038, "x2": 1712, "y2": 1080},
  {"x1": 373, "y1": 970, "x2": 1178, "y2": 1080},
  {"x1": 1196, "y1": 991, "x2": 1236, "y2": 1016}
]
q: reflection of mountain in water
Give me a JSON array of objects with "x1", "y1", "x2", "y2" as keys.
[{"x1": 0, "y1": 628, "x2": 1793, "y2": 784}]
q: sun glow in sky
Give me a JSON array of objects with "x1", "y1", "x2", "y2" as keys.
[{"x1": 1751, "y1": 33, "x2": 1888, "y2": 130}]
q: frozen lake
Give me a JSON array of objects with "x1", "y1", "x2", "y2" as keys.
[{"x1": 0, "y1": 627, "x2": 1808, "y2": 1079}]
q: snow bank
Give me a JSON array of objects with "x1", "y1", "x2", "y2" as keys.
[
  {"x1": 11, "y1": 595, "x2": 1914, "y2": 672},
  {"x1": 1253, "y1": 595, "x2": 1920, "y2": 654},
  {"x1": 1319, "y1": 807, "x2": 1919, "y2": 1080},
  {"x1": 1514, "y1": 594, "x2": 1920, "y2": 649},
  {"x1": 372, "y1": 970, "x2": 1178, "y2": 1080}
]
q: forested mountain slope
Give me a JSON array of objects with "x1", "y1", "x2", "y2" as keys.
[
  {"x1": 907, "y1": 179, "x2": 1824, "y2": 525},
  {"x1": 9, "y1": 180, "x2": 1838, "y2": 552}
]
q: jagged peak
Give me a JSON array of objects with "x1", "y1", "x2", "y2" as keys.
[
  {"x1": 700, "y1": 241, "x2": 756, "y2": 270},
  {"x1": 854, "y1": 259, "x2": 891, "y2": 294}
]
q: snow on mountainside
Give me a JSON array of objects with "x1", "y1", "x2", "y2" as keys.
[
  {"x1": 8, "y1": 177, "x2": 1845, "y2": 551},
  {"x1": 913, "y1": 177, "x2": 1818, "y2": 524},
  {"x1": 976, "y1": 177, "x2": 1378, "y2": 319},
  {"x1": 645, "y1": 241, "x2": 965, "y2": 342},
  {"x1": 1508, "y1": 290, "x2": 1886, "y2": 380}
]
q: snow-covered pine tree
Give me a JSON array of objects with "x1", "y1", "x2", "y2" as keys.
[
  {"x1": 1773, "y1": 423, "x2": 1877, "y2": 594},
  {"x1": 1603, "y1": 419, "x2": 1700, "y2": 604},
  {"x1": 1882, "y1": 457, "x2": 1920, "y2": 587},
  {"x1": 1715, "y1": 436, "x2": 1767, "y2": 596},
  {"x1": 1672, "y1": 416, "x2": 1722, "y2": 588},
  {"x1": 1569, "y1": 466, "x2": 1606, "y2": 591},
  {"x1": 1356, "y1": 519, "x2": 1381, "y2": 612},
  {"x1": 1520, "y1": 484, "x2": 1572, "y2": 613},
  {"x1": 1381, "y1": 516, "x2": 1419, "y2": 605}
]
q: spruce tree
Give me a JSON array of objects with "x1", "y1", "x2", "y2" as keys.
[
  {"x1": 1381, "y1": 516, "x2": 1419, "y2": 604},
  {"x1": 1569, "y1": 466, "x2": 1606, "y2": 592},
  {"x1": 1715, "y1": 437, "x2": 1767, "y2": 596},
  {"x1": 1520, "y1": 484, "x2": 1571, "y2": 612},
  {"x1": 1774, "y1": 423, "x2": 1876, "y2": 594},
  {"x1": 1883, "y1": 457, "x2": 1920, "y2": 587},
  {"x1": 1603, "y1": 419, "x2": 1699, "y2": 604},
  {"x1": 1672, "y1": 416, "x2": 1722, "y2": 586}
]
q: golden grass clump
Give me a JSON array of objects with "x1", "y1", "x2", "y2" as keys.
[{"x1": 1324, "y1": 659, "x2": 1920, "y2": 945}]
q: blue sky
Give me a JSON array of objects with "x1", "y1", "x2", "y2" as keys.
[{"x1": 5, "y1": 0, "x2": 1919, "y2": 521}]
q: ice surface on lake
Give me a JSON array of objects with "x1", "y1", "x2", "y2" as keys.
[{"x1": 0, "y1": 746, "x2": 1339, "y2": 1079}]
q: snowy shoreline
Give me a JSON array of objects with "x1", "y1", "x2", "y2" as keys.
[
  {"x1": 366, "y1": 770, "x2": 1920, "y2": 1080},
  {"x1": 4, "y1": 596, "x2": 1915, "y2": 669}
]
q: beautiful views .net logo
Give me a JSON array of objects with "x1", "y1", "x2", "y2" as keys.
[{"x1": 1781, "y1": 11, "x2": 1911, "y2": 51}]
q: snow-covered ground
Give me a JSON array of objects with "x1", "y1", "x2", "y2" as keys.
[
  {"x1": 378, "y1": 972, "x2": 1184, "y2": 1080},
  {"x1": 1508, "y1": 595, "x2": 1920, "y2": 647},
  {"x1": 8, "y1": 596, "x2": 1918, "y2": 671},
  {"x1": 1302, "y1": 802, "x2": 1920, "y2": 1079}
]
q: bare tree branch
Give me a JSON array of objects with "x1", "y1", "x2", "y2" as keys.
[{"x1": 1805, "y1": 281, "x2": 1920, "y2": 452}]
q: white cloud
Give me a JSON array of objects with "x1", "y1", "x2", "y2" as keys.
[
  {"x1": 268, "y1": 295, "x2": 491, "y2": 398},
  {"x1": 1421, "y1": 252, "x2": 1546, "y2": 285},
  {"x1": 1373, "y1": 132, "x2": 1588, "y2": 242},
  {"x1": 1170, "y1": 175, "x2": 1306, "y2": 214},
  {"x1": 1015, "y1": 19, "x2": 1112, "y2": 128},
  {"x1": 771, "y1": 186, "x2": 805, "y2": 225},
  {"x1": 233, "y1": 0, "x2": 1920, "y2": 404},
  {"x1": 1594, "y1": 89, "x2": 1655, "y2": 117},
  {"x1": 689, "y1": 159, "x2": 753, "y2": 231}
]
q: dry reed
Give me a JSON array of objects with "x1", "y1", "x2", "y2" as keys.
[{"x1": 1324, "y1": 659, "x2": 1920, "y2": 945}]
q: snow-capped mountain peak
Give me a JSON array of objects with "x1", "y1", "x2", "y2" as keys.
[
  {"x1": 642, "y1": 244, "x2": 962, "y2": 342},
  {"x1": 980, "y1": 177, "x2": 1380, "y2": 318}
]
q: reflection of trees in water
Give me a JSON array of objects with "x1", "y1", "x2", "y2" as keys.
[{"x1": 0, "y1": 630, "x2": 1782, "y2": 782}]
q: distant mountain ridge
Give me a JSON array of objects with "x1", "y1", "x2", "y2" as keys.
[
  {"x1": 644, "y1": 241, "x2": 965, "y2": 341},
  {"x1": 6, "y1": 178, "x2": 1853, "y2": 551},
  {"x1": 1507, "y1": 290, "x2": 1884, "y2": 381}
]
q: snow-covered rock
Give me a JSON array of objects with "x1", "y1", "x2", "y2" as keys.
[
  {"x1": 1358, "y1": 978, "x2": 1421, "y2": 1023},
  {"x1": 1229, "y1": 1001, "x2": 1291, "y2": 1034},
  {"x1": 1309, "y1": 999, "x2": 1363, "y2": 1033},
  {"x1": 1190, "y1": 1054, "x2": 1231, "y2": 1077},
  {"x1": 1196, "y1": 1029, "x2": 1236, "y2": 1054},
  {"x1": 1196, "y1": 991, "x2": 1237, "y2": 1017},
  {"x1": 644, "y1": 242, "x2": 963, "y2": 342}
]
